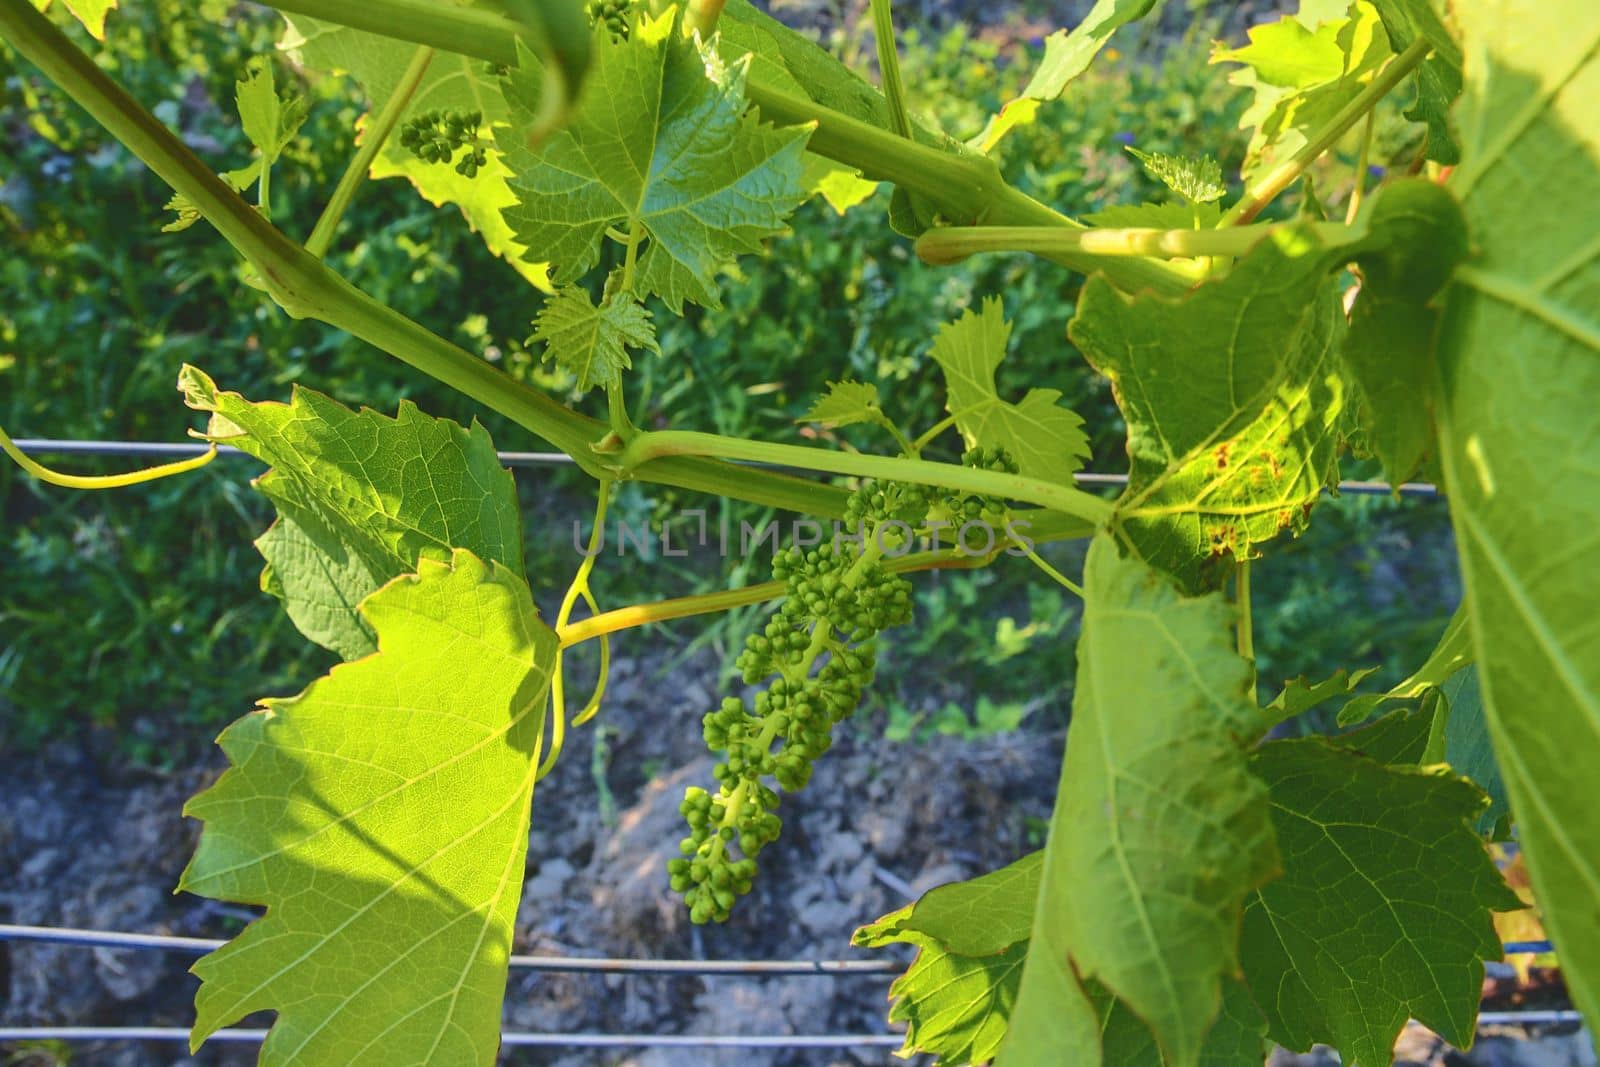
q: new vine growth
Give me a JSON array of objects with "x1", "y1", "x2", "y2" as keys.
[{"x1": 3, "y1": 0, "x2": 1597, "y2": 1064}]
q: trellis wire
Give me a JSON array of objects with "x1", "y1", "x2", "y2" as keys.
[
  {"x1": 0, "y1": 924, "x2": 897, "y2": 975},
  {"x1": 7, "y1": 439, "x2": 1443, "y2": 498},
  {"x1": 0, "y1": 1028, "x2": 907, "y2": 1049}
]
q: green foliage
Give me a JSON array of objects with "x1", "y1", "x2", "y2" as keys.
[
  {"x1": 929, "y1": 297, "x2": 1090, "y2": 483},
  {"x1": 530, "y1": 284, "x2": 659, "y2": 391},
  {"x1": 1007, "y1": 535, "x2": 1277, "y2": 1067},
  {"x1": 499, "y1": 11, "x2": 809, "y2": 310},
  {"x1": 1434, "y1": 0, "x2": 1600, "y2": 1026},
  {"x1": 1242, "y1": 737, "x2": 1522, "y2": 1063},
  {"x1": 181, "y1": 549, "x2": 557, "y2": 1065},
  {"x1": 178, "y1": 367, "x2": 524, "y2": 660},
  {"x1": 9, "y1": 0, "x2": 1593, "y2": 1064}
]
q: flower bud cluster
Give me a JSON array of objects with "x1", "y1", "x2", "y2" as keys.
[
  {"x1": 398, "y1": 109, "x2": 489, "y2": 177},
  {"x1": 936, "y1": 446, "x2": 1020, "y2": 551},
  {"x1": 670, "y1": 482, "x2": 922, "y2": 923},
  {"x1": 588, "y1": 0, "x2": 634, "y2": 38}
]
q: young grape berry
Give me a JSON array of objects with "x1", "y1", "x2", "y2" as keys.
[
  {"x1": 588, "y1": 0, "x2": 633, "y2": 39},
  {"x1": 398, "y1": 109, "x2": 488, "y2": 177}
]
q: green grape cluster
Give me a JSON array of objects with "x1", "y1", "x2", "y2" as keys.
[
  {"x1": 668, "y1": 483, "x2": 924, "y2": 924},
  {"x1": 938, "y1": 446, "x2": 1019, "y2": 551},
  {"x1": 398, "y1": 109, "x2": 488, "y2": 177},
  {"x1": 587, "y1": 0, "x2": 633, "y2": 38}
]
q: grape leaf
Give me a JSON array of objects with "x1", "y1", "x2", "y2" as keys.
[
  {"x1": 1266, "y1": 665, "x2": 1380, "y2": 723},
  {"x1": 1241, "y1": 737, "x2": 1522, "y2": 1065},
  {"x1": 973, "y1": 0, "x2": 1158, "y2": 151},
  {"x1": 853, "y1": 853, "x2": 1042, "y2": 1064},
  {"x1": 1006, "y1": 535, "x2": 1278, "y2": 1067},
  {"x1": 1338, "y1": 604, "x2": 1470, "y2": 725},
  {"x1": 180, "y1": 549, "x2": 557, "y2": 1065},
  {"x1": 1125, "y1": 148, "x2": 1226, "y2": 204},
  {"x1": 30, "y1": 0, "x2": 116, "y2": 38},
  {"x1": 1212, "y1": 1, "x2": 1392, "y2": 183},
  {"x1": 1369, "y1": 0, "x2": 1463, "y2": 163},
  {"x1": 1435, "y1": 0, "x2": 1600, "y2": 1021},
  {"x1": 236, "y1": 56, "x2": 307, "y2": 170},
  {"x1": 279, "y1": 17, "x2": 550, "y2": 289},
  {"x1": 1069, "y1": 229, "x2": 1349, "y2": 593},
  {"x1": 500, "y1": 12, "x2": 809, "y2": 311},
  {"x1": 1439, "y1": 668, "x2": 1509, "y2": 838},
  {"x1": 1341, "y1": 179, "x2": 1469, "y2": 484},
  {"x1": 531, "y1": 285, "x2": 659, "y2": 392},
  {"x1": 857, "y1": 851, "x2": 1270, "y2": 1066},
  {"x1": 179, "y1": 366, "x2": 523, "y2": 661},
  {"x1": 799, "y1": 380, "x2": 890, "y2": 431},
  {"x1": 929, "y1": 297, "x2": 1090, "y2": 484}
]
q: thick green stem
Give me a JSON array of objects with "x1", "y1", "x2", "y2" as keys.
[
  {"x1": 915, "y1": 220, "x2": 1350, "y2": 265},
  {"x1": 684, "y1": 0, "x2": 727, "y2": 38},
  {"x1": 306, "y1": 45, "x2": 434, "y2": 259},
  {"x1": 1345, "y1": 110, "x2": 1376, "y2": 227},
  {"x1": 250, "y1": 0, "x2": 1199, "y2": 296},
  {"x1": 615, "y1": 430, "x2": 1115, "y2": 526},
  {"x1": 868, "y1": 0, "x2": 912, "y2": 140},
  {"x1": 1237, "y1": 558, "x2": 1254, "y2": 661},
  {"x1": 0, "y1": 0, "x2": 852, "y2": 519},
  {"x1": 1220, "y1": 37, "x2": 1431, "y2": 226}
]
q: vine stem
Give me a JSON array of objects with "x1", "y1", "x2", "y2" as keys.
[
  {"x1": 684, "y1": 0, "x2": 727, "y2": 38},
  {"x1": 1236, "y1": 558, "x2": 1254, "y2": 661},
  {"x1": 306, "y1": 45, "x2": 435, "y2": 259},
  {"x1": 1220, "y1": 37, "x2": 1431, "y2": 226},
  {"x1": 1345, "y1": 110, "x2": 1376, "y2": 227},
  {"x1": 868, "y1": 0, "x2": 912, "y2": 140},
  {"x1": 613, "y1": 429, "x2": 1116, "y2": 526},
  {"x1": 0, "y1": 0, "x2": 853, "y2": 520},
  {"x1": 249, "y1": 0, "x2": 1203, "y2": 296},
  {"x1": 915, "y1": 219, "x2": 1352, "y2": 265},
  {"x1": 556, "y1": 539, "x2": 1033, "y2": 649}
]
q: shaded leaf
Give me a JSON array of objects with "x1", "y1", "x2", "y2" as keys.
[
  {"x1": 180, "y1": 549, "x2": 558, "y2": 1065},
  {"x1": 179, "y1": 366, "x2": 523, "y2": 661},
  {"x1": 1440, "y1": 667, "x2": 1509, "y2": 837},
  {"x1": 1241, "y1": 737, "x2": 1522, "y2": 1065},
  {"x1": 929, "y1": 297, "x2": 1091, "y2": 484},
  {"x1": 1435, "y1": 4, "x2": 1600, "y2": 1021},
  {"x1": 1369, "y1": 0, "x2": 1464, "y2": 162},
  {"x1": 1266, "y1": 665, "x2": 1380, "y2": 724},
  {"x1": 1006, "y1": 535, "x2": 1278, "y2": 1067},
  {"x1": 1338, "y1": 604, "x2": 1470, "y2": 725}
]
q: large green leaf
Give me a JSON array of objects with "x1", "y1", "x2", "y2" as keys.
[
  {"x1": 1069, "y1": 230, "x2": 1349, "y2": 592},
  {"x1": 500, "y1": 11, "x2": 809, "y2": 311},
  {"x1": 180, "y1": 549, "x2": 558, "y2": 1064},
  {"x1": 179, "y1": 366, "x2": 523, "y2": 661},
  {"x1": 1241, "y1": 737, "x2": 1521, "y2": 1064},
  {"x1": 1005, "y1": 535, "x2": 1278, "y2": 1067},
  {"x1": 857, "y1": 853, "x2": 1268, "y2": 1066},
  {"x1": 1435, "y1": 0, "x2": 1600, "y2": 1024},
  {"x1": 1212, "y1": 1, "x2": 1393, "y2": 183},
  {"x1": 279, "y1": 16, "x2": 549, "y2": 289},
  {"x1": 929, "y1": 297, "x2": 1091, "y2": 484}
]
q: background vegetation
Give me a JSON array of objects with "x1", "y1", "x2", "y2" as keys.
[{"x1": 0, "y1": 0, "x2": 1457, "y2": 763}]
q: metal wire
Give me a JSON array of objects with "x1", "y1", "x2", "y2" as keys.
[
  {"x1": 7, "y1": 439, "x2": 1443, "y2": 497},
  {"x1": 0, "y1": 924, "x2": 899, "y2": 976},
  {"x1": 0, "y1": 1028, "x2": 907, "y2": 1049}
]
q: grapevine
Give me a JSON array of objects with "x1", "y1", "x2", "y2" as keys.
[{"x1": 2, "y1": 0, "x2": 1597, "y2": 1065}]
